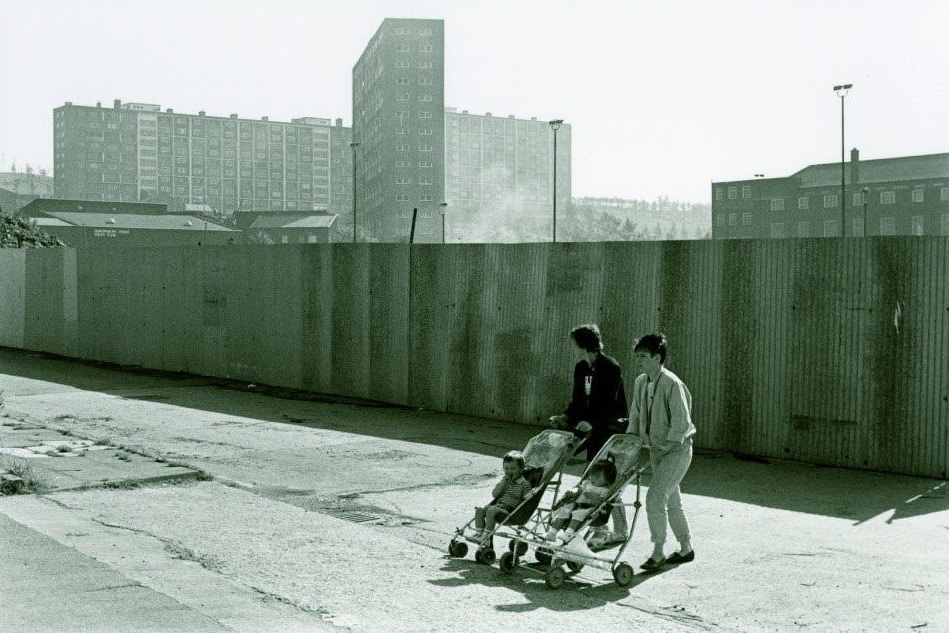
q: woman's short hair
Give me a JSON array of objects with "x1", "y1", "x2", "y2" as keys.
[
  {"x1": 570, "y1": 324, "x2": 603, "y2": 353},
  {"x1": 503, "y1": 450, "x2": 525, "y2": 469},
  {"x1": 633, "y1": 332, "x2": 668, "y2": 364}
]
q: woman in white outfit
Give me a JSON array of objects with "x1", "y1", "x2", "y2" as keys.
[{"x1": 627, "y1": 333, "x2": 696, "y2": 572}]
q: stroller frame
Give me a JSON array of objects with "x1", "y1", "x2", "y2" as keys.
[
  {"x1": 495, "y1": 433, "x2": 648, "y2": 588},
  {"x1": 447, "y1": 429, "x2": 582, "y2": 566}
]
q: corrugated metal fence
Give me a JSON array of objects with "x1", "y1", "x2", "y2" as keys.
[{"x1": 0, "y1": 238, "x2": 946, "y2": 478}]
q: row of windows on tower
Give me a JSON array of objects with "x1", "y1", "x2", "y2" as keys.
[
  {"x1": 394, "y1": 27, "x2": 435, "y2": 36},
  {"x1": 760, "y1": 188, "x2": 949, "y2": 211},
  {"x1": 394, "y1": 44, "x2": 434, "y2": 52},
  {"x1": 395, "y1": 77, "x2": 435, "y2": 85}
]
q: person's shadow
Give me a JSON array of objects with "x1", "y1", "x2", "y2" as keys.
[{"x1": 429, "y1": 555, "x2": 673, "y2": 613}]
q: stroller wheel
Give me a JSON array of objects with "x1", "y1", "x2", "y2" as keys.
[
  {"x1": 507, "y1": 540, "x2": 529, "y2": 556},
  {"x1": 534, "y1": 548, "x2": 553, "y2": 565},
  {"x1": 545, "y1": 564, "x2": 566, "y2": 589},
  {"x1": 448, "y1": 540, "x2": 468, "y2": 558},
  {"x1": 476, "y1": 547, "x2": 497, "y2": 565},
  {"x1": 613, "y1": 563, "x2": 634, "y2": 587},
  {"x1": 566, "y1": 561, "x2": 584, "y2": 573},
  {"x1": 499, "y1": 551, "x2": 518, "y2": 573}
]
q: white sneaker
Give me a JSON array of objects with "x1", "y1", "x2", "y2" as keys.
[
  {"x1": 565, "y1": 536, "x2": 595, "y2": 557},
  {"x1": 471, "y1": 529, "x2": 483, "y2": 540},
  {"x1": 545, "y1": 529, "x2": 559, "y2": 542},
  {"x1": 588, "y1": 531, "x2": 625, "y2": 550}
]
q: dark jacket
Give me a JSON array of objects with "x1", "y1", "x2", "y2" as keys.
[{"x1": 564, "y1": 352, "x2": 628, "y2": 437}]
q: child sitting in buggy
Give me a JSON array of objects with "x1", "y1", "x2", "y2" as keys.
[
  {"x1": 546, "y1": 459, "x2": 617, "y2": 544},
  {"x1": 471, "y1": 450, "x2": 533, "y2": 542}
]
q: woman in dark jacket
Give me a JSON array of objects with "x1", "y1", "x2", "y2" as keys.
[{"x1": 551, "y1": 323, "x2": 629, "y2": 461}]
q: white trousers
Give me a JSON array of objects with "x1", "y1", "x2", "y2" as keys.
[{"x1": 646, "y1": 441, "x2": 693, "y2": 545}]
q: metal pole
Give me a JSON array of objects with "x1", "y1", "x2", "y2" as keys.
[
  {"x1": 840, "y1": 93, "x2": 845, "y2": 237},
  {"x1": 409, "y1": 207, "x2": 418, "y2": 243},
  {"x1": 862, "y1": 187, "x2": 869, "y2": 236},
  {"x1": 832, "y1": 84, "x2": 852, "y2": 237},
  {"x1": 439, "y1": 201, "x2": 448, "y2": 244},
  {"x1": 350, "y1": 141, "x2": 359, "y2": 243},
  {"x1": 548, "y1": 119, "x2": 563, "y2": 243},
  {"x1": 552, "y1": 127, "x2": 558, "y2": 243}
]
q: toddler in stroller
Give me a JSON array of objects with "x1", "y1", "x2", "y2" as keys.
[
  {"x1": 471, "y1": 450, "x2": 533, "y2": 542},
  {"x1": 546, "y1": 459, "x2": 617, "y2": 544},
  {"x1": 448, "y1": 429, "x2": 580, "y2": 563}
]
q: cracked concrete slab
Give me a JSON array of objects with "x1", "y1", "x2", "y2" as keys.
[{"x1": 0, "y1": 418, "x2": 200, "y2": 492}]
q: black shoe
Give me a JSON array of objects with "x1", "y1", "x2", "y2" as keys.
[
  {"x1": 639, "y1": 557, "x2": 666, "y2": 572},
  {"x1": 667, "y1": 550, "x2": 695, "y2": 564}
]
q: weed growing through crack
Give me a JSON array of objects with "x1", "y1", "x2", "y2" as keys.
[
  {"x1": 0, "y1": 456, "x2": 45, "y2": 494},
  {"x1": 164, "y1": 540, "x2": 224, "y2": 571},
  {"x1": 100, "y1": 480, "x2": 142, "y2": 490}
]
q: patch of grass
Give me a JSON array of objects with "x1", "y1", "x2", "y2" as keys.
[
  {"x1": 164, "y1": 540, "x2": 223, "y2": 571},
  {"x1": 94, "y1": 438, "x2": 113, "y2": 446},
  {"x1": 56, "y1": 444, "x2": 73, "y2": 453},
  {"x1": 0, "y1": 456, "x2": 45, "y2": 494},
  {"x1": 100, "y1": 480, "x2": 142, "y2": 490}
]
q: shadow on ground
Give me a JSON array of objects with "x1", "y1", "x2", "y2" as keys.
[
  {"x1": 430, "y1": 557, "x2": 641, "y2": 613},
  {"x1": 2, "y1": 346, "x2": 946, "y2": 524}
]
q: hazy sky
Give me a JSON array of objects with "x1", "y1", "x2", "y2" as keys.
[{"x1": 2, "y1": 0, "x2": 948, "y2": 202}]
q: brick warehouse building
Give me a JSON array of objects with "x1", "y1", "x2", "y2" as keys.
[
  {"x1": 53, "y1": 101, "x2": 354, "y2": 241},
  {"x1": 353, "y1": 18, "x2": 445, "y2": 242},
  {"x1": 712, "y1": 150, "x2": 949, "y2": 239}
]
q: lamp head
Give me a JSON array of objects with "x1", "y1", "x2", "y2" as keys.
[
  {"x1": 548, "y1": 119, "x2": 563, "y2": 131},
  {"x1": 833, "y1": 83, "x2": 853, "y2": 96}
]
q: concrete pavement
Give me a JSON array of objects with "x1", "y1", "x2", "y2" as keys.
[{"x1": 1, "y1": 346, "x2": 948, "y2": 633}]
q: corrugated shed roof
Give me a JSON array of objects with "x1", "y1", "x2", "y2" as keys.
[
  {"x1": 31, "y1": 217, "x2": 72, "y2": 227},
  {"x1": 20, "y1": 198, "x2": 168, "y2": 215},
  {"x1": 43, "y1": 213, "x2": 238, "y2": 231},
  {"x1": 249, "y1": 214, "x2": 336, "y2": 229},
  {"x1": 794, "y1": 153, "x2": 949, "y2": 187}
]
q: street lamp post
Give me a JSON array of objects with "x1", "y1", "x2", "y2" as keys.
[
  {"x1": 833, "y1": 83, "x2": 852, "y2": 237},
  {"x1": 862, "y1": 186, "x2": 870, "y2": 236},
  {"x1": 548, "y1": 119, "x2": 563, "y2": 243},
  {"x1": 350, "y1": 141, "x2": 360, "y2": 242},
  {"x1": 438, "y1": 202, "x2": 448, "y2": 243}
]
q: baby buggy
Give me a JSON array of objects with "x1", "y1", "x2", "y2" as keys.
[
  {"x1": 447, "y1": 429, "x2": 581, "y2": 565},
  {"x1": 497, "y1": 433, "x2": 649, "y2": 588}
]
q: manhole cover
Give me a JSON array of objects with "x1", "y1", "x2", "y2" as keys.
[{"x1": 322, "y1": 509, "x2": 383, "y2": 523}]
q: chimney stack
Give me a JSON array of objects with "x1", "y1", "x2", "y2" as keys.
[
  {"x1": 850, "y1": 147, "x2": 860, "y2": 185},
  {"x1": 114, "y1": 99, "x2": 121, "y2": 109}
]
